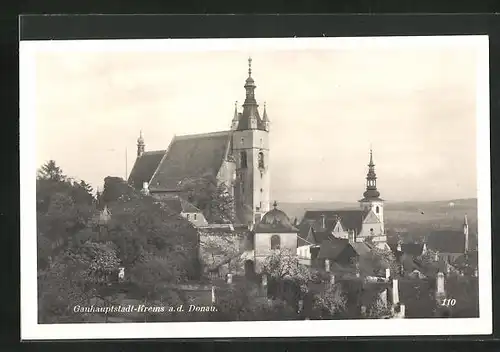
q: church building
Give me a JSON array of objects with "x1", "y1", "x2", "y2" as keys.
[
  {"x1": 297, "y1": 149, "x2": 389, "y2": 255},
  {"x1": 127, "y1": 58, "x2": 271, "y2": 227}
]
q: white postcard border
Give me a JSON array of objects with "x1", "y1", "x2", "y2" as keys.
[{"x1": 20, "y1": 35, "x2": 492, "y2": 340}]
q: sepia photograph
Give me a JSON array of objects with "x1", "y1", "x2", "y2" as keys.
[{"x1": 20, "y1": 35, "x2": 491, "y2": 339}]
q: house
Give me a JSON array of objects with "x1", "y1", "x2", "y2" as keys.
[
  {"x1": 249, "y1": 201, "x2": 299, "y2": 273},
  {"x1": 426, "y1": 215, "x2": 476, "y2": 265},
  {"x1": 160, "y1": 194, "x2": 208, "y2": 227},
  {"x1": 317, "y1": 238, "x2": 359, "y2": 270}
]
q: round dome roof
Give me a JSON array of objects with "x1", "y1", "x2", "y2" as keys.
[
  {"x1": 255, "y1": 201, "x2": 297, "y2": 233},
  {"x1": 261, "y1": 208, "x2": 292, "y2": 227}
]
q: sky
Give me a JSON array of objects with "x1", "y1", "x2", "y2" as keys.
[{"x1": 33, "y1": 38, "x2": 482, "y2": 203}]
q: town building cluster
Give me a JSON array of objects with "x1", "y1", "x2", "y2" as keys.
[{"x1": 125, "y1": 58, "x2": 478, "y2": 318}]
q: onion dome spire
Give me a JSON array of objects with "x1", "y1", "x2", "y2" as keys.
[{"x1": 363, "y1": 148, "x2": 381, "y2": 199}]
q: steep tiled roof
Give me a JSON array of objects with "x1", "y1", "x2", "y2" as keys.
[
  {"x1": 401, "y1": 243, "x2": 424, "y2": 257},
  {"x1": 317, "y1": 238, "x2": 352, "y2": 260},
  {"x1": 149, "y1": 131, "x2": 232, "y2": 191},
  {"x1": 254, "y1": 206, "x2": 298, "y2": 233},
  {"x1": 160, "y1": 195, "x2": 201, "y2": 214},
  {"x1": 427, "y1": 230, "x2": 472, "y2": 254},
  {"x1": 351, "y1": 242, "x2": 372, "y2": 256},
  {"x1": 127, "y1": 150, "x2": 166, "y2": 189},
  {"x1": 300, "y1": 210, "x2": 364, "y2": 234}
]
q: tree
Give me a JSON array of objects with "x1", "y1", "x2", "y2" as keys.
[
  {"x1": 261, "y1": 249, "x2": 312, "y2": 305},
  {"x1": 213, "y1": 281, "x2": 298, "y2": 321},
  {"x1": 311, "y1": 283, "x2": 347, "y2": 319},
  {"x1": 367, "y1": 296, "x2": 392, "y2": 318},
  {"x1": 199, "y1": 231, "x2": 243, "y2": 275},
  {"x1": 101, "y1": 176, "x2": 138, "y2": 204},
  {"x1": 37, "y1": 160, "x2": 66, "y2": 182},
  {"x1": 38, "y1": 242, "x2": 120, "y2": 323},
  {"x1": 179, "y1": 175, "x2": 234, "y2": 224},
  {"x1": 417, "y1": 248, "x2": 439, "y2": 267},
  {"x1": 358, "y1": 246, "x2": 399, "y2": 277}
]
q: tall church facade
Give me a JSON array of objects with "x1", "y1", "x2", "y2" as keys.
[{"x1": 127, "y1": 58, "x2": 271, "y2": 227}]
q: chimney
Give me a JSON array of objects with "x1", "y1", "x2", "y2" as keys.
[
  {"x1": 392, "y1": 279, "x2": 399, "y2": 305},
  {"x1": 464, "y1": 214, "x2": 469, "y2": 253},
  {"x1": 325, "y1": 259, "x2": 330, "y2": 272},
  {"x1": 321, "y1": 215, "x2": 326, "y2": 229},
  {"x1": 422, "y1": 243, "x2": 427, "y2": 255},
  {"x1": 434, "y1": 252, "x2": 439, "y2": 262},
  {"x1": 142, "y1": 182, "x2": 150, "y2": 195},
  {"x1": 385, "y1": 268, "x2": 391, "y2": 280},
  {"x1": 211, "y1": 285, "x2": 216, "y2": 304},
  {"x1": 436, "y1": 272, "x2": 446, "y2": 299},
  {"x1": 330, "y1": 274, "x2": 335, "y2": 285}
]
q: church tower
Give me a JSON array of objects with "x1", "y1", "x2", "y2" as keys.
[
  {"x1": 358, "y1": 149, "x2": 384, "y2": 230},
  {"x1": 231, "y1": 57, "x2": 271, "y2": 226},
  {"x1": 137, "y1": 130, "x2": 145, "y2": 157}
]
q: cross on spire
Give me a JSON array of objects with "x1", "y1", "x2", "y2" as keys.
[{"x1": 248, "y1": 57, "x2": 252, "y2": 76}]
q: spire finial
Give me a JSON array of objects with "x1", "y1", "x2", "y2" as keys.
[
  {"x1": 273, "y1": 200, "x2": 278, "y2": 209},
  {"x1": 137, "y1": 130, "x2": 144, "y2": 145},
  {"x1": 248, "y1": 57, "x2": 252, "y2": 76},
  {"x1": 369, "y1": 147, "x2": 374, "y2": 167}
]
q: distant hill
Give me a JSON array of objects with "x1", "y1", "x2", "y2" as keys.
[{"x1": 279, "y1": 198, "x2": 478, "y2": 235}]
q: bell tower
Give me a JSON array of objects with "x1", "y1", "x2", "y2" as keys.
[
  {"x1": 232, "y1": 57, "x2": 271, "y2": 226},
  {"x1": 358, "y1": 149, "x2": 384, "y2": 230}
]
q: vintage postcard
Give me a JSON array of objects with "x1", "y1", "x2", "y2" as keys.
[{"x1": 20, "y1": 35, "x2": 491, "y2": 339}]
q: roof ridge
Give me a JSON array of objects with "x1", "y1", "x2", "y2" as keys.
[
  {"x1": 148, "y1": 137, "x2": 175, "y2": 185},
  {"x1": 142, "y1": 150, "x2": 166, "y2": 155},
  {"x1": 175, "y1": 130, "x2": 231, "y2": 140}
]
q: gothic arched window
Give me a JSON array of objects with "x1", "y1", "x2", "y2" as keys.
[
  {"x1": 258, "y1": 152, "x2": 265, "y2": 169},
  {"x1": 376, "y1": 206, "x2": 379, "y2": 214},
  {"x1": 240, "y1": 151, "x2": 247, "y2": 168},
  {"x1": 270, "y1": 235, "x2": 281, "y2": 250}
]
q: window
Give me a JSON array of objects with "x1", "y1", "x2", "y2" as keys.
[
  {"x1": 375, "y1": 206, "x2": 379, "y2": 214},
  {"x1": 240, "y1": 151, "x2": 247, "y2": 168},
  {"x1": 187, "y1": 214, "x2": 190, "y2": 220},
  {"x1": 241, "y1": 137, "x2": 244, "y2": 145},
  {"x1": 270, "y1": 235, "x2": 281, "y2": 250},
  {"x1": 258, "y1": 152, "x2": 265, "y2": 169},
  {"x1": 194, "y1": 214, "x2": 197, "y2": 220}
]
